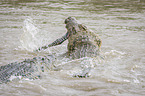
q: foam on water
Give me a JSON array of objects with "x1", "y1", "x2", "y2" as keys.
[
  {"x1": 104, "y1": 50, "x2": 126, "y2": 59},
  {"x1": 93, "y1": 50, "x2": 141, "y2": 84}
]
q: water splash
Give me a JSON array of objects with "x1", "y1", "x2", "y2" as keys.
[
  {"x1": 57, "y1": 57, "x2": 101, "y2": 77},
  {"x1": 20, "y1": 17, "x2": 42, "y2": 51}
]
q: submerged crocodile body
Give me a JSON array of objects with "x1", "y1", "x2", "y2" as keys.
[
  {"x1": 0, "y1": 17, "x2": 102, "y2": 83},
  {"x1": 0, "y1": 55, "x2": 54, "y2": 83}
]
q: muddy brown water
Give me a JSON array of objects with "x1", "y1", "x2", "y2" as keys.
[{"x1": 0, "y1": 0, "x2": 145, "y2": 96}]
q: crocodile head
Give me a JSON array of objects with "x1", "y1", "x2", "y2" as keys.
[
  {"x1": 64, "y1": 17, "x2": 77, "y2": 24},
  {"x1": 64, "y1": 17, "x2": 80, "y2": 36}
]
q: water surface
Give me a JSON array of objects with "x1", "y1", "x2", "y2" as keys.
[{"x1": 0, "y1": 0, "x2": 145, "y2": 96}]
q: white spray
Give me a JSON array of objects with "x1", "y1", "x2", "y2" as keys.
[{"x1": 20, "y1": 17, "x2": 43, "y2": 52}]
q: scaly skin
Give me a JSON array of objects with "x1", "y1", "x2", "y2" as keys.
[
  {"x1": 65, "y1": 17, "x2": 101, "y2": 58},
  {"x1": 38, "y1": 17, "x2": 102, "y2": 59},
  {"x1": 0, "y1": 55, "x2": 54, "y2": 84}
]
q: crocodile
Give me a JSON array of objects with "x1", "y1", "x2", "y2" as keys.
[
  {"x1": 37, "y1": 17, "x2": 102, "y2": 59},
  {"x1": 0, "y1": 55, "x2": 54, "y2": 84},
  {"x1": 0, "y1": 17, "x2": 102, "y2": 83},
  {"x1": 37, "y1": 17, "x2": 102, "y2": 77}
]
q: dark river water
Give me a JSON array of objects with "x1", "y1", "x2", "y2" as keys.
[{"x1": 0, "y1": 0, "x2": 145, "y2": 96}]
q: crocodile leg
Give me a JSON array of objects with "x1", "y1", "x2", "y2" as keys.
[{"x1": 36, "y1": 32, "x2": 70, "y2": 51}]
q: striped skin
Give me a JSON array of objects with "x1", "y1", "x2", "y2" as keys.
[
  {"x1": 0, "y1": 55, "x2": 54, "y2": 84},
  {"x1": 37, "y1": 32, "x2": 70, "y2": 51}
]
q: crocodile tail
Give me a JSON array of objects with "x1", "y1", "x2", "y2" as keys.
[
  {"x1": 0, "y1": 55, "x2": 54, "y2": 84},
  {"x1": 0, "y1": 59, "x2": 36, "y2": 84}
]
